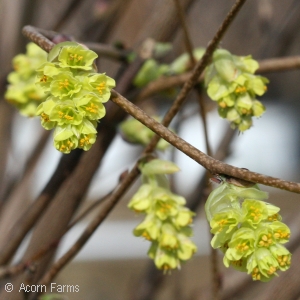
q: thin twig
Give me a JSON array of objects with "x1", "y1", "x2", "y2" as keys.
[
  {"x1": 83, "y1": 42, "x2": 130, "y2": 61},
  {"x1": 81, "y1": 0, "x2": 133, "y2": 42},
  {"x1": 22, "y1": 26, "x2": 129, "y2": 63},
  {"x1": 143, "y1": 0, "x2": 247, "y2": 153},
  {"x1": 53, "y1": 0, "x2": 83, "y2": 31},
  {"x1": 22, "y1": 26, "x2": 55, "y2": 53},
  {"x1": 116, "y1": 38, "x2": 156, "y2": 95},
  {"x1": 173, "y1": 1, "x2": 217, "y2": 298},
  {"x1": 173, "y1": 0, "x2": 212, "y2": 155},
  {"x1": 173, "y1": 0, "x2": 196, "y2": 65},
  {"x1": 0, "y1": 150, "x2": 83, "y2": 265},
  {"x1": 196, "y1": 88, "x2": 212, "y2": 156},
  {"x1": 0, "y1": 191, "x2": 111, "y2": 280},
  {"x1": 188, "y1": 125, "x2": 236, "y2": 211},
  {"x1": 37, "y1": 164, "x2": 140, "y2": 287},
  {"x1": 137, "y1": 55, "x2": 300, "y2": 101},
  {"x1": 110, "y1": 89, "x2": 300, "y2": 193},
  {"x1": 0, "y1": 130, "x2": 50, "y2": 249},
  {"x1": 258, "y1": 56, "x2": 300, "y2": 73}
]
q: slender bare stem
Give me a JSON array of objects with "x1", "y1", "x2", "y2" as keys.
[
  {"x1": 52, "y1": 0, "x2": 83, "y2": 31},
  {"x1": 173, "y1": 1, "x2": 218, "y2": 298},
  {"x1": 22, "y1": 26, "x2": 55, "y2": 52},
  {"x1": 0, "y1": 150, "x2": 83, "y2": 265},
  {"x1": 137, "y1": 55, "x2": 300, "y2": 101},
  {"x1": 0, "y1": 192, "x2": 111, "y2": 280},
  {"x1": 110, "y1": 90, "x2": 300, "y2": 193},
  {"x1": 173, "y1": 0, "x2": 196, "y2": 65},
  {"x1": 83, "y1": 42, "x2": 129, "y2": 61},
  {"x1": 37, "y1": 164, "x2": 140, "y2": 287},
  {"x1": 159, "y1": 0, "x2": 245, "y2": 126}
]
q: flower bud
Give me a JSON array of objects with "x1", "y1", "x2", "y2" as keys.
[
  {"x1": 247, "y1": 248, "x2": 279, "y2": 282},
  {"x1": 140, "y1": 159, "x2": 180, "y2": 176},
  {"x1": 269, "y1": 244, "x2": 291, "y2": 271}
]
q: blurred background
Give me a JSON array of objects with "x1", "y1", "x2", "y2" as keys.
[{"x1": 0, "y1": 0, "x2": 300, "y2": 299}]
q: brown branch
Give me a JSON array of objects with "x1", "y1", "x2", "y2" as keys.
[
  {"x1": 0, "y1": 130, "x2": 50, "y2": 248},
  {"x1": 173, "y1": 0, "x2": 212, "y2": 155},
  {"x1": 37, "y1": 163, "x2": 140, "y2": 288},
  {"x1": 81, "y1": 0, "x2": 134, "y2": 42},
  {"x1": 22, "y1": 26, "x2": 55, "y2": 53},
  {"x1": 0, "y1": 150, "x2": 83, "y2": 265},
  {"x1": 0, "y1": 102, "x2": 14, "y2": 204},
  {"x1": 29, "y1": 150, "x2": 157, "y2": 290},
  {"x1": 173, "y1": 1, "x2": 218, "y2": 298},
  {"x1": 170, "y1": 0, "x2": 247, "y2": 115},
  {"x1": 137, "y1": 55, "x2": 300, "y2": 101},
  {"x1": 0, "y1": 191, "x2": 112, "y2": 280},
  {"x1": 110, "y1": 89, "x2": 300, "y2": 193},
  {"x1": 4, "y1": 126, "x2": 116, "y2": 300},
  {"x1": 83, "y1": 42, "x2": 130, "y2": 62},
  {"x1": 258, "y1": 56, "x2": 300, "y2": 73},
  {"x1": 173, "y1": 0, "x2": 196, "y2": 65},
  {"x1": 141, "y1": 0, "x2": 247, "y2": 154},
  {"x1": 24, "y1": 25, "x2": 131, "y2": 63},
  {"x1": 52, "y1": 0, "x2": 83, "y2": 31}
]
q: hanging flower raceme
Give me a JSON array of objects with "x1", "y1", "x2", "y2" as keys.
[
  {"x1": 5, "y1": 43, "x2": 48, "y2": 116},
  {"x1": 128, "y1": 159, "x2": 197, "y2": 272},
  {"x1": 205, "y1": 49, "x2": 269, "y2": 132},
  {"x1": 205, "y1": 175, "x2": 291, "y2": 282},
  {"x1": 35, "y1": 41, "x2": 115, "y2": 153}
]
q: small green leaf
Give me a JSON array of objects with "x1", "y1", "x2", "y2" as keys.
[{"x1": 140, "y1": 159, "x2": 180, "y2": 176}]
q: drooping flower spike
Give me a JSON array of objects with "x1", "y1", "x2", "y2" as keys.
[
  {"x1": 205, "y1": 174, "x2": 291, "y2": 282},
  {"x1": 128, "y1": 159, "x2": 197, "y2": 271},
  {"x1": 205, "y1": 49, "x2": 269, "y2": 132},
  {"x1": 35, "y1": 41, "x2": 115, "y2": 153}
]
